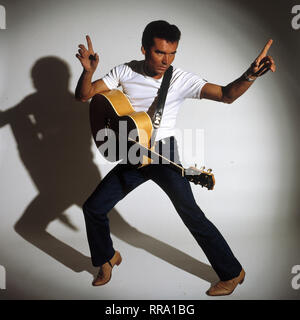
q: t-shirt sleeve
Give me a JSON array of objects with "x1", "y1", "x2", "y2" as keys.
[
  {"x1": 101, "y1": 64, "x2": 127, "y2": 90},
  {"x1": 178, "y1": 70, "x2": 208, "y2": 99}
]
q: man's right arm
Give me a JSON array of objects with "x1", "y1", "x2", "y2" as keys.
[
  {"x1": 75, "y1": 35, "x2": 109, "y2": 102},
  {"x1": 75, "y1": 71, "x2": 109, "y2": 102}
]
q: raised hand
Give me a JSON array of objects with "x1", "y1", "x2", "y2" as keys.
[
  {"x1": 76, "y1": 35, "x2": 99, "y2": 72},
  {"x1": 248, "y1": 39, "x2": 276, "y2": 79}
]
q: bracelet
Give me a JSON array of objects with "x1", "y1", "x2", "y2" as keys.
[{"x1": 243, "y1": 71, "x2": 256, "y2": 82}]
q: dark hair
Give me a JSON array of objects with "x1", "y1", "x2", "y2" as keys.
[{"x1": 142, "y1": 20, "x2": 181, "y2": 50}]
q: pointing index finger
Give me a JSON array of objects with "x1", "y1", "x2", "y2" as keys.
[
  {"x1": 86, "y1": 35, "x2": 94, "y2": 52},
  {"x1": 258, "y1": 39, "x2": 273, "y2": 59}
]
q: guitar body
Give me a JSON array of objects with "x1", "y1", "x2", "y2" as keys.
[
  {"x1": 89, "y1": 89, "x2": 215, "y2": 190},
  {"x1": 90, "y1": 90, "x2": 153, "y2": 164}
]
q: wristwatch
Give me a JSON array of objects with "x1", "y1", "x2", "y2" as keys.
[{"x1": 243, "y1": 71, "x2": 257, "y2": 82}]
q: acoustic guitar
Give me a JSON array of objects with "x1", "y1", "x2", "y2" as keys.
[{"x1": 89, "y1": 90, "x2": 215, "y2": 190}]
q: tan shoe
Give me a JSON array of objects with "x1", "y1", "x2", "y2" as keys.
[
  {"x1": 92, "y1": 251, "x2": 122, "y2": 286},
  {"x1": 206, "y1": 269, "x2": 245, "y2": 296}
]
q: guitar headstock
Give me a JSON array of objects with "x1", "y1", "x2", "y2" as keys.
[{"x1": 184, "y1": 166, "x2": 215, "y2": 190}]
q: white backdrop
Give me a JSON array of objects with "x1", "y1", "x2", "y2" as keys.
[{"x1": 0, "y1": 0, "x2": 299, "y2": 300}]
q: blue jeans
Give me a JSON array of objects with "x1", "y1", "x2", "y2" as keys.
[{"x1": 82, "y1": 137, "x2": 242, "y2": 281}]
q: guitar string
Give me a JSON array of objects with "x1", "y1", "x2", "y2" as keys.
[
  {"x1": 128, "y1": 138, "x2": 214, "y2": 188},
  {"x1": 128, "y1": 137, "x2": 185, "y2": 176}
]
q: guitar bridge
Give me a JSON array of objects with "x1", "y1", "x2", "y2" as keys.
[
  {"x1": 105, "y1": 118, "x2": 111, "y2": 128},
  {"x1": 105, "y1": 118, "x2": 111, "y2": 135}
]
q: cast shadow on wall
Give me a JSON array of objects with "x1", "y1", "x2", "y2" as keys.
[{"x1": 0, "y1": 56, "x2": 218, "y2": 285}]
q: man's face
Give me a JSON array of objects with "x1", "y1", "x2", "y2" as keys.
[{"x1": 142, "y1": 37, "x2": 178, "y2": 79}]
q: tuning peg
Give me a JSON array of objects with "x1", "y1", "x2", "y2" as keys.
[{"x1": 207, "y1": 168, "x2": 212, "y2": 173}]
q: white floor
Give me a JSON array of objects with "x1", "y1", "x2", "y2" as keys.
[{"x1": 1, "y1": 209, "x2": 299, "y2": 300}]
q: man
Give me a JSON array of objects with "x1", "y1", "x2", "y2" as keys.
[{"x1": 75, "y1": 20, "x2": 275, "y2": 296}]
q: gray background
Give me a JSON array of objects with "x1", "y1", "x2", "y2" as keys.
[{"x1": 0, "y1": 0, "x2": 299, "y2": 299}]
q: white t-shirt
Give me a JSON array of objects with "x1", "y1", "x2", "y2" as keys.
[{"x1": 102, "y1": 60, "x2": 207, "y2": 141}]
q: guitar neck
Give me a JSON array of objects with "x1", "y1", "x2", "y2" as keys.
[{"x1": 128, "y1": 138, "x2": 185, "y2": 175}]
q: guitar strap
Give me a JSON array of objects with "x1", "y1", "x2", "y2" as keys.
[{"x1": 150, "y1": 65, "x2": 173, "y2": 146}]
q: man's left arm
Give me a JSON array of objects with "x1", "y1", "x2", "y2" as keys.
[{"x1": 200, "y1": 39, "x2": 276, "y2": 104}]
